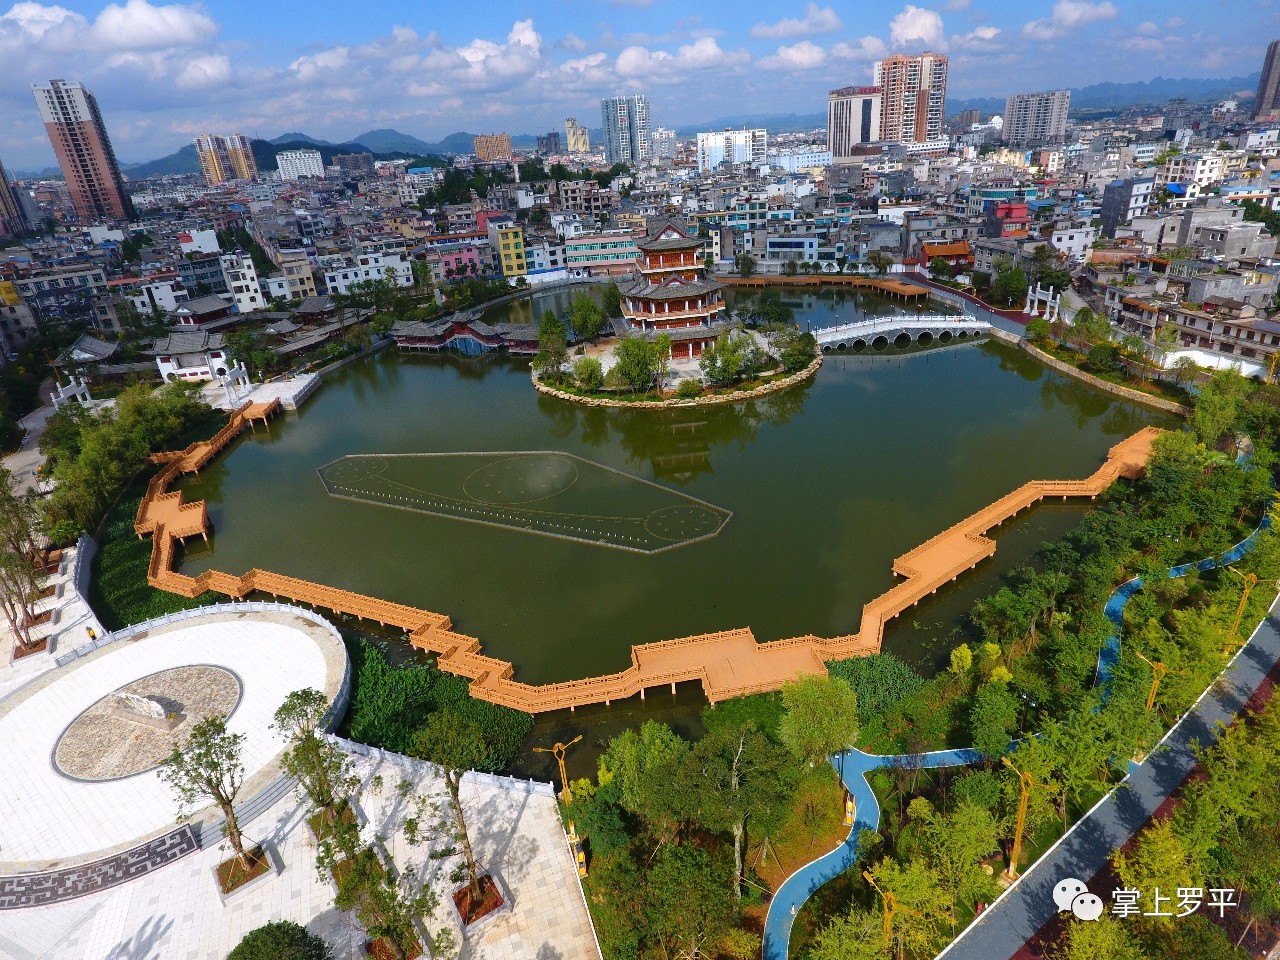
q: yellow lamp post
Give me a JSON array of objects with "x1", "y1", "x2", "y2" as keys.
[
  {"x1": 1001, "y1": 756, "x2": 1035, "y2": 882},
  {"x1": 1131, "y1": 649, "x2": 1168, "y2": 713},
  {"x1": 533, "y1": 735, "x2": 583, "y2": 806}
]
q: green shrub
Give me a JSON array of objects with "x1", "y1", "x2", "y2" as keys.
[
  {"x1": 227, "y1": 920, "x2": 332, "y2": 960},
  {"x1": 675, "y1": 379, "x2": 702, "y2": 399},
  {"x1": 827, "y1": 653, "x2": 924, "y2": 725},
  {"x1": 343, "y1": 640, "x2": 532, "y2": 770},
  {"x1": 1082, "y1": 342, "x2": 1124, "y2": 375},
  {"x1": 573, "y1": 356, "x2": 604, "y2": 391}
]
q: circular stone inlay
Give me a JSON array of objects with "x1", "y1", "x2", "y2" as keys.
[
  {"x1": 52, "y1": 665, "x2": 242, "y2": 783},
  {"x1": 644, "y1": 504, "x2": 722, "y2": 542},
  {"x1": 464, "y1": 455, "x2": 580, "y2": 505}
]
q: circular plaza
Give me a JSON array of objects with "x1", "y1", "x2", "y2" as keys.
[{"x1": 0, "y1": 605, "x2": 347, "y2": 871}]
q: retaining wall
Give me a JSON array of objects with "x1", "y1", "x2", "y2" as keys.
[{"x1": 532, "y1": 355, "x2": 822, "y2": 409}]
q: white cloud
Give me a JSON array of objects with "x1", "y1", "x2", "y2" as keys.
[
  {"x1": 952, "y1": 24, "x2": 1001, "y2": 51},
  {"x1": 750, "y1": 4, "x2": 842, "y2": 40},
  {"x1": 1135, "y1": 20, "x2": 1159, "y2": 36},
  {"x1": 944, "y1": 0, "x2": 972, "y2": 9},
  {"x1": 616, "y1": 36, "x2": 746, "y2": 78},
  {"x1": 175, "y1": 53, "x2": 230, "y2": 88},
  {"x1": 758, "y1": 39, "x2": 827, "y2": 71},
  {"x1": 1024, "y1": 1, "x2": 1118, "y2": 41},
  {"x1": 290, "y1": 46, "x2": 350, "y2": 78},
  {"x1": 890, "y1": 5, "x2": 946, "y2": 49},
  {"x1": 90, "y1": 0, "x2": 216, "y2": 49},
  {"x1": 561, "y1": 31, "x2": 586, "y2": 52},
  {"x1": 831, "y1": 35, "x2": 890, "y2": 62}
]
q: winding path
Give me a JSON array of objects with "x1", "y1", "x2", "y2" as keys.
[{"x1": 763, "y1": 506, "x2": 1277, "y2": 960}]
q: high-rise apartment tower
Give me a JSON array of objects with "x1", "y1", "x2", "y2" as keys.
[
  {"x1": 32, "y1": 79, "x2": 134, "y2": 221},
  {"x1": 1253, "y1": 40, "x2": 1280, "y2": 121},
  {"x1": 873, "y1": 54, "x2": 949, "y2": 146},
  {"x1": 565, "y1": 118, "x2": 590, "y2": 153},
  {"x1": 601, "y1": 95, "x2": 651, "y2": 165},
  {"x1": 827, "y1": 86, "x2": 883, "y2": 163},
  {"x1": 1002, "y1": 90, "x2": 1071, "y2": 147}
]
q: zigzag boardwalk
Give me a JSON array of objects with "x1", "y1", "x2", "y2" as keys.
[{"x1": 133, "y1": 406, "x2": 1162, "y2": 713}]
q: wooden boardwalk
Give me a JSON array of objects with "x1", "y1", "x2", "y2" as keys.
[{"x1": 134, "y1": 407, "x2": 1162, "y2": 713}]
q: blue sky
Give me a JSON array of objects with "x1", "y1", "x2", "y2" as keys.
[{"x1": 0, "y1": 0, "x2": 1272, "y2": 169}]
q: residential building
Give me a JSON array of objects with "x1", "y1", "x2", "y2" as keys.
[
  {"x1": 487, "y1": 220, "x2": 527, "y2": 278},
  {"x1": 264, "y1": 248, "x2": 317, "y2": 301},
  {"x1": 696, "y1": 129, "x2": 767, "y2": 172},
  {"x1": 601, "y1": 95, "x2": 651, "y2": 165},
  {"x1": 196, "y1": 134, "x2": 258, "y2": 185},
  {"x1": 322, "y1": 252, "x2": 413, "y2": 294},
  {"x1": 1002, "y1": 90, "x2": 1070, "y2": 147},
  {"x1": 333, "y1": 152, "x2": 376, "y2": 176},
  {"x1": 1253, "y1": 39, "x2": 1280, "y2": 121},
  {"x1": 768, "y1": 148, "x2": 833, "y2": 173},
  {"x1": 1100, "y1": 177, "x2": 1155, "y2": 237},
  {"x1": 563, "y1": 231, "x2": 642, "y2": 276},
  {"x1": 177, "y1": 254, "x2": 227, "y2": 294},
  {"x1": 1163, "y1": 154, "x2": 1225, "y2": 190},
  {"x1": 0, "y1": 280, "x2": 38, "y2": 343},
  {"x1": 32, "y1": 79, "x2": 134, "y2": 221},
  {"x1": 565, "y1": 118, "x2": 590, "y2": 153},
  {"x1": 1049, "y1": 222, "x2": 1097, "y2": 259},
  {"x1": 828, "y1": 86, "x2": 882, "y2": 163},
  {"x1": 874, "y1": 54, "x2": 948, "y2": 147},
  {"x1": 651, "y1": 127, "x2": 677, "y2": 160},
  {"x1": 0, "y1": 158, "x2": 29, "y2": 238},
  {"x1": 557, "y1": 180, "x2": 618, "y2": 216},
  {"x1": 473, "y1": 133, "x2": 513, "y2": 162},
  {"x1": 223, "y1": 134, "x2": 257, "y2": 181},
  {"x1": 620, "y1": 219, "x2": 725, "y2": 358},
  {"x1": 276, "y1": 149, "x2": 324, "y2": 181},
  {"x1": 219, "y1": 253, "x2": 263, "y2": 313},
  {"x1": 536, "y1": 131, "x2": 562, "y2": 155}
]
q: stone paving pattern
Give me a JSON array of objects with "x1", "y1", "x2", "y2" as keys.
[
  {"x1": 0, "y1": 826, "x2": 199, "y2": 910},
  {"x1": 53, "y1": 665, "x2": 240, "y2": 781}
]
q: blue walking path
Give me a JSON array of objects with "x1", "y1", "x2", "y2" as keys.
[{"x1": 762, "y1": 509, "x2": 1274, "y2": 960}]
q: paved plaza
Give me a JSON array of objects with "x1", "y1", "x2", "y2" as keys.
[{"x1": 0, "y1": 609, "x2": 345, "y2": 870}]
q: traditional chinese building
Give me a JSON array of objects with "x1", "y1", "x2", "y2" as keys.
[{"x1": 620, "y1": 220, "x2": 726, "y2": 358}]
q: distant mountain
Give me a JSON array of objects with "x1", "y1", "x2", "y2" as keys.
[
  {"x1": 948, "y1": 72, "x2": 1261, "y2": 117},
  {"x1": 270, "y1": 132, "x2": 334, "y2": 146},
  {"x1": 11, "y1": 165, "x2": 62, "y2": 181},
  {"x1": 124, "y1": 144, "x2": 202, "y2": 179},
  {"x1": 351, "y1": 128, "x2": 435, "y2": 154}
]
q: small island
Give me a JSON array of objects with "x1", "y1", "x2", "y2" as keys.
[{"x1": 531, "y1": 220, "x2": 820, "y2": 407}]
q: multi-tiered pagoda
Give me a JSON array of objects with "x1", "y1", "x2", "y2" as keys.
[{"x1": 620, "y1": 220, "x2": 726, "y2": 358}]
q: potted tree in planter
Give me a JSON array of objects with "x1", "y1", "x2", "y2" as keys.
[
  {"x1": 272, "y1": 688, "x2": 360, "y2": 845},
  {"x1": 333, "y1": 844, "x2": 453, "y2": 960},
  {"x1": 412, "y1": 710, "x2": 506, "y2": 930},
  {"x1": 162, "y1": 715, "x2": 272, "y2": 896}
]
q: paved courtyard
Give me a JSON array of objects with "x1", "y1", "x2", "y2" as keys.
[{"x1": 0, "y1": 609, "x2": 344, "y2": 869}]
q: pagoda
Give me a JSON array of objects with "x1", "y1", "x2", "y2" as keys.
[{"x1": 620, "y1": 219, "x2": 726, "y2": 358}]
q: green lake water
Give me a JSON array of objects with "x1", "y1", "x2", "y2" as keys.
[{"x1": 179, "y1": 287, "x2": 1176, "y2": 693}]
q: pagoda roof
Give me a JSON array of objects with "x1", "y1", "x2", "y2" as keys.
[
  {"x1": 635, "y1": 218, "x2": 702, "y2": 252},
  {"x1": 622, "y1": 274, "x2": 722, "y2": 301}
]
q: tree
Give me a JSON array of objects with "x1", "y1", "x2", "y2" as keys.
[
  {"x1": 612, "y1": 335, "x2": 661, "y2": 393},
  {"x1": 948, "y1": 643, "x2": 973, "y2": 679},
  {"x1": 778, "y1": 674, "x2": 860, "y2": 765},
  {"x1": 735, "y1": 252, "x2": 756, "y2": 277},
  {"x1": 1025, "y1": 316, "x2": 1051, "y2": 343},
  {"x1": 642, "y1": 844, "x2": 735, "y2": 960},
  {"x1": 869, "y1": 856, "x2": 953, "y2": 960},
  {"x1": 700, "y1": 330, "x2": 750, "y2": 388},
  {"x1": 1070, "y1": 307, "x2": 1112, "y2": 345},
  {"x1": 929, "y1": 256, "x2": 954, "y2": 278},
  {"x1": 572, "y1": 355, "x2": 604, "y2": 391},
  {"x1": 968, "y1": 680, "x2": 1019, "y2": 758},
  {"x1": 533, "y1": 310, "x2": 569, "y2": 384},
  {"x1": 1153, "y1": 323, "x2": 1180, "y2": 367},
  {"x1": 228, "y1": 921, "x2": 332, "y2": 960},
  {"x1": 333, "y1": 847, "x2": 450, "y2": 960},
  {"x1": 1051, "y1": 916, "x2": 1150, "y2": 960},
  {"x1": 868, "y1": 251, "x2": 894, "y2": 276},
  {"x1": 569, "y1": 294, "x2": 606, "y2": 340},
  {"x1": 161, "y1": 715, "x2": 252, "y2": 869},
  {"x1": 654, "y1": 333, "x2": 672, "y2": 395},
  {"x1": 992, "y1": 264, "x2": 1028, "y2": 307},
  {"x1": 809, "y1": 908, "x2": 885, "y2": 960},
  {"x1": 412, "y1": 709, "x2": 488, "y2": 902},
  {"x1": 678, "y1": 723, "x2": 795, "y2": 898},
  {"x1": 600, "y1": 720, "x2": 691, "y2": 841},
  {"x1": 272, "y1": 688, "x2": 356, "y2": 820},
  {"x1": 0, "y1": 468, "x2": 46, "y2": 651},
  {"x1": 600, "y1": 281, "x2": 623, "y2": 318}
]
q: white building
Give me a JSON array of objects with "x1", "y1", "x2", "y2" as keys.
[
  {"x1": 827, "y1": 86, "x2": 882, "y2": 164},
  {"x1": 219, "y1": 253, "x2": 263, "y2": 313},
  {"x1": 1049, "y1": 222, "x2": 1097, "y2": 259},
  {"x1": 650, "y1": 127, "x2": 677, "y2": 161},
  {"x1": 153, "y1": 328, "x2": 232, "y2": 383},
  {"x1": 767, "y1": 148, "x2": 833, "y2": 173},
  {"x1": 276, "y1": 149, "x2": 325, "y2": 181},
  {"x1": 696, "y1": 129, "x2": 767, "y2": 172},
  {"x1": 178, "y1": 228, "x2": 220, "y2": 255},
  {"x1": 1002, "y1": 90, "x2": 1071, "y2": 147},
  {"x1": 128, "y1": 279, "x2": 189, "y2": 315},
  {"x1": 322, "y1": 252, "x2": 413, "y2": 295}
]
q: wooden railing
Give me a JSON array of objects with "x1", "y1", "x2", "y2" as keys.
[{"x1": 132, "y1": 404, "x2": 1163, "y2": 713}]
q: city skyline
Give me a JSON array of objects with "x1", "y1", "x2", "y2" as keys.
[{"x1": 0, "y1": 0, "x2": 1272, "y2": 171}]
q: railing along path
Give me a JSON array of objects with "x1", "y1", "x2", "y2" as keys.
[{"x1": 132, "y1": 401, "x2": 1162, "y2": 713}]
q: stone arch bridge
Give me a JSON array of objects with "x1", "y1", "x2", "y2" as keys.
[{"x1": 813, "y1": 314, "x2": 992, "y2": 352}]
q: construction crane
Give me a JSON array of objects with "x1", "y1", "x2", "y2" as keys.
[
  {"x1": 1002, "y1": 756, "x2": 1035, "y2": 882},
  {"x1": 532, "y1": 735, "x2": 582, "y2": 806}
]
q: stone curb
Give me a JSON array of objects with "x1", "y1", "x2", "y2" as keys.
[{"x1": 531, "y1": 355, "x2": 823, "y2": 409}]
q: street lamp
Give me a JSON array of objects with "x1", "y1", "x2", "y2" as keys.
[
  {"x1": 1001, "y1": 756, "x2": 1035, "y2": 882},
  {"x1": 533, "y1": 735, "x2": 583, "y2": 806}
]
